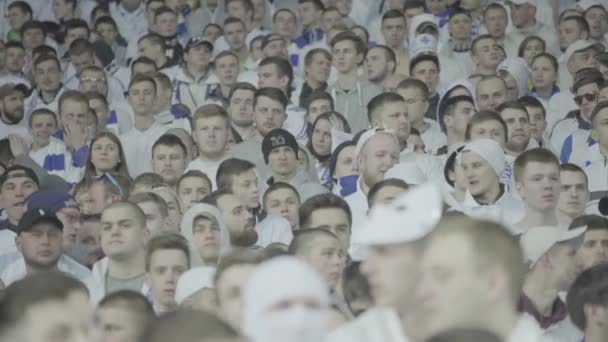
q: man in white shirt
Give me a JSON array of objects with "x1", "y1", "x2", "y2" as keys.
[
  {"x1": 230, "y1": 87, "x2": 290, "y2": 181},
  {"x1": 173, "y1": 37, "x2": 213, "y2": 113},
  {"x1": 476, "y1": 75, "x2": 508, "y2": 111},
  {"x1": 559, "y1": 16, "x2": 590, "y2": 54},
  {"x1": 497, "y1": 101, "x2": 533, "y2": 192},
  {"x1": 584, "y1": 101, "x2": 608, "y2": 205},
  {"x1": 93, "y1": 201, "x2": 149, "y2": 297},
  {"x1": 109, "y1": 0, "x2": 148, "y2": 43},
  {"x1": 437, "y1": 95, "x2": 477, "y2": 154},
  {"x1": 1, "y1": 208, "x2": 94, "y2": 291},
  {"x1": 257, "y1": 56, "x2": 307, "y2": 143},
  {"x1": 151, "y1": 72, "x2": 191, "y2": 132},
  {"x1": 513, "y1": 148, "x2": 561, "y2": 234},
  {"x1": 186, "y1": 104, "x2": 231, "y2": 190},
  {"x1": 0, "y1": 42, "x2": 29, "y2": 87},
  {"x1": 557, "y1": 164, "x2": 590, "y2": 227},
  {"x1": 455, "y1": 139, "x2": 524, "y2": 230},
  {"x1": 471, "y1": 35, "x2": 502, "y2": 76},
  {"x1": 345, "y1": 129, "x2": 400, "y2": 229},
  {"x1": 24, "y1": 55, "x2": 65, "y2": 119},
  {"x1": 552, "y1": 69, "x2": 602, "y2": 166},
  {"x1": 395, "y1": 78, "x2": 446, "y2": 153},
  {"x1": 327, "y1": 184, "x2": 443, "y2": 342},
  {"x1": 520, "y1": 226, "x2": 587, "y2": 337},
  {"x1": 416, "y1": 215, "x2": 560, "y2": 342},
  {"x1": 364, "y1": 45, "x2": 396, "y2": 91},
  {"x1": 504, "y1": 0, "x2": 558, "y2": 57},
  {"x1": 152, "y1": 133, "x2": 189, "y2": 190},
  {"x1": 119, "y1": 74, "x2": 168, "y2": 178},
  {"x1": 137, "y1": 33, "x2": 179, "y2": 81}
]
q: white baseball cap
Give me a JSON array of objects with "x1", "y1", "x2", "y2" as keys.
[
  {"x1": 174, "y1": 266, "x2": 216, "y2": 304},
  {"x1": 385, "y1": 162, "x2": 427, "y2": 185},
  {"x1": 520, "y1": 226, "x2": 587, "y2": 267},
  {"x1": 352, "y1": 183, "x2": 443, "y2": 246},
  {"x1": 560, "y1": 40, "x2": 605, "y2": 64},
  {"x1": 577, "y1": 0, "x2": 606, "y2": 12}
]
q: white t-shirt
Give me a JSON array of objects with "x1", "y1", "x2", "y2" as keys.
[{"x1": 186, "y1": 157, "x2": 227, "y2": 190}]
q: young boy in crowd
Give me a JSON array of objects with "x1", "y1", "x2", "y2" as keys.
[
  {"x1": 145, "y1": 233, "x2": 190, "y2": 315},
  {"x1": 186, "y1": 104, "x2": 231, "y2": 190}
]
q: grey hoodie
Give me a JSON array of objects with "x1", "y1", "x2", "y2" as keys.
[{"x1": 179, "y1": 203, "x2": 232, "y2": 267}]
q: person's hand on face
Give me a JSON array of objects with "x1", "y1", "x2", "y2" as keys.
[{"x1": 64, "y1": 121, "x2": 88, "y2": 151}]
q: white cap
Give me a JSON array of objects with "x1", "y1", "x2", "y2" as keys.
[
  {"x1": 577, "y1": 0, "x2": 606, "y2": 11},
  {"x1": 174, "y1": 266, "x2": 215, "y2": 305},
  {"x1": 354, "y1": 128, "x2": 399, "y2": 164},
  {"x1": 510, "y1": 0, "x2": 537, "y2": 6},
  {"x1": 520, "y1": 226, "x2": 587, "y2": 267},
  {"x1": 385, "y1": 162, "x2": 427, "y2": 185},
  {"x1": 352, "y1": 183, "x2": 443, "y2": 246},
  {"x1": 410, "y1": 34, "x2": 438, "y2": 59},
  {"x1": 560, "y1": 40, "x2": 605, "y2": 64},
  {"x1": 458, "y1": 139, "x2": 506, "y2": 177}
]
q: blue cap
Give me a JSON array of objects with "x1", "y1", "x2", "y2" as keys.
[{"x1": 26, "y1": 190, "x2": 78, "y2": 214}]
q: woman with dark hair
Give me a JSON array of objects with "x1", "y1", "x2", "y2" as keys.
[
  {"x1": 518, "y1": 35, "x2": 546, "y2": 66},
  {"x1": 83, "y1": 131, "x2": 130, "y2": 180},
  {"x1": 307, "y1": 112, "x2": 351, "y2": 188}
]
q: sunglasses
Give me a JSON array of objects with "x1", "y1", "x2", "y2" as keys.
[{"x1": 574, "y1": 92, "x2": 598, "y2": 106}]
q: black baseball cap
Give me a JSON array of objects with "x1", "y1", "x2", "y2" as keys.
[
  {"x1": 0, "y1": 165, "x2": 39, "y2": 188},
  {"x1": 185, "y1": 36, "x2": 213, "y2": 52},
  {"x1": 17, "y1": 208, "x2": 63, "y2": 234}
]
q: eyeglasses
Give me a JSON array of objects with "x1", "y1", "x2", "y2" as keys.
[{"x1": 574, "y1": 92, "x2": 598, "y2": 106}]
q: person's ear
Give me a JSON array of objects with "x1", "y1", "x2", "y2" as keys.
[
  {"x1": 591, "y1": 127, "x2": 599, "y2": 142},
  {"x1": 515, "y1": 181, "x2": 525, "y2": 199},
  {"x1": 443, "y1": 115, "x2": 453, "y2": 129}
]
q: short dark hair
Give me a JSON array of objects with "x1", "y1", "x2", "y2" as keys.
[
  {"x1": 342, "y1": 261, "x2": 371, "y2": 316},
  {"x1": 0, "y1": 272, "x2": 87, "y2": 336},
  {"x1": 263, "y1": 182, "x2": 300, "y2": 209},
  {"x1": 69, "y1": 38, "x2": 93, "y2": 57},
  {"x1": 154, "y1": 6, "x2": 177, "y2": 21},
  {"x1": 299, "y1": 193, "x2": 352, "y2": 229},
  {"x1": 130, "y1": 56, "x2": 157, "y2": 72},
  {"x1": 465, "y1": 110, "x2": 508, "y2": 141},
  {"x1": 367, "y1": 92, "x2": 405, "y2": 122},
  {"x1": 216, "y1": 158, "x2": 256, "y2": 192},
  {"x1": 33, "y1": 54, "x2": 61, "y2": 70},
  {"x1": 213, "y1": 249, "x2": 265, "y2": 290},
  {"x1": 228, "y1": 82, "x2": 256, "y2": 102},
  {"x1": 98, "y1": 290, "x2": 155, "y2": 337},
  {"x1": 21, "y1": 20, "x2": 46, "y2": 37},
  {"x1": 8, "y1": 1, "x2": 32, "y2": 17},
  {"x1": 483, "y1": 2, "x2": 507, "y2": 19},
  {"x1": 513, "y1": 148, "x2": 559, "y2": 182},
  {"x1": 367, "y1": 45, "x2": 396, "y2": 73},
  {"x1": 572, "y1": 68, "x2": 604, "y2": 93},
  {"x1": 471, "y1": 34, "x2": 495, "y2": 55},
  {"x1": 304, "y1": 48, "x2": 332, "y2": 67},
  {"x1": 382, "y1": 9, "x2": 406, "y2": 24},
  {"x1": 531, "y1": 52, "x2": 558, "y2": 72},
  {"x1": 145, "y1": 233, "x2": 190, "y2": 271},
  {"x1": 496, "y1": 100, "x2": 529, "y2": 118},
  {"x1": 152, "y1": 134, "x2": 187, "y2": 158},
  {"x1": 288, "y1": 228, "x2": 339, "y2": 255},
  {"x1": 138, "y1": 32, "x2": 166, "y2": 50},
  {"x1": 518, "y1": 95, "x2": 546, "y2": 120},
  {"x1": 254, "y1": 87, "x2": 288, "y2": 109},
  {"x1": 28, "y1": 108, "x2": 58, "y2": 128},
  {"x1": 259, "y1": 57, "x2": 294, "y2": 91},
  {"x1": 562, "y1": 14, "x2": 591, "y2": 34},
  {"x1": 329, "y1": 31, "x2": 366, "y2": 55},
  {"x1": 176, "y1": 170, "x2": 212, "y2": 195},
  {"x1": 65, "y1": 18, "x2": 89, "y2": 35},
  {"x1": 397, "y1": 78, "x2": 429, "y2": 99},
  {"x1": 367, "y1": 178, "x2": 409, "y2": 207},
  {"x1": 305, "y1": 90, "x2": 334, "y2": 112},
  {"x1": 567, "y1": 264, "x2": 608, "y2": 330}
]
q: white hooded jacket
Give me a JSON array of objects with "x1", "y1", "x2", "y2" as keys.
[{"x1": 179, "y1": 203, "x2": 232, "y2": 267}]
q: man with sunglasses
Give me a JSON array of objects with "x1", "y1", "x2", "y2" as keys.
[{"x1": 550, "y1": 69, "x2": 603, "y2": 165}]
